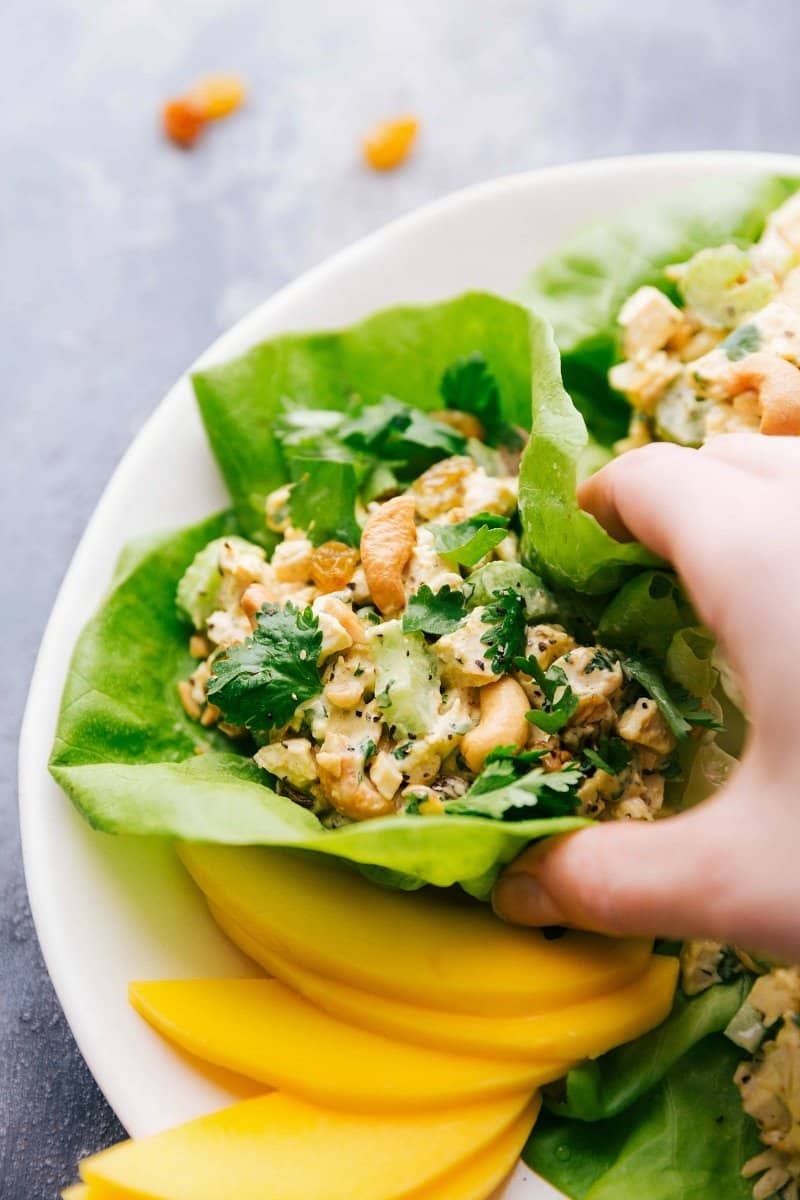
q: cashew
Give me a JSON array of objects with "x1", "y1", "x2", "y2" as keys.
[
  {"x1": 317, "y1": 734, "x2": 395, "y2": 820},
  {"x1": 460, "y1": 676, "x2": 530, "y2": 773},
  {"x1": 721, "y1": 352, "x2": 800, "y2": 436},
  {"x1": 360, "y1": 494, "x2": 417, "y2": 615},
  {"x1": 314, "y1": 595, "x2": 367, "y2": 646}
]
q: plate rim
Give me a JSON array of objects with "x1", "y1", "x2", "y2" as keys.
[{"x1": 19, "y1": 149, "x2": 800, "y2": 1150}]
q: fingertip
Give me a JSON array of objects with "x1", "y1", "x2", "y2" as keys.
[{"x1": 492, "y1": 872, "x2": 567, "y2": 927}]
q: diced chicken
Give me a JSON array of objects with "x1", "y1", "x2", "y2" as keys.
[
  {"x1": 576, "y1": 768, "x2": 620, "y2": 817},
  {"x1": 271, "y1": 536, "x2": 314, "y2": 583},
  {"x1": 403, "y1": 527, "x2": 463, "y2": 596},
  {"x1": 524, "y1": 625, "x2": 577, "y2": 670},
  {"x1": 369, "y1": 751, "x2": 404, "y2": 802},
  {"x1": 736, "y1": 1018, "x2": 800, "y2": 1158},
  {"x1": 552, "y1": 646, "x2": 624, "y2": 725},
  {"x1": 312, "y1": 595, "x2": 355, "y2": 661},
  {"x1": 323, "y1": 648, "x2": 375, "y2": 710},
  {"x1": 618, "y1": 286, "x2": 685, "y2": 358},
  {"x1": 254, "y1": 738, "x2": 318, "y2": 789},
  {"x1": 680, "y1": 939, "x2": 732, "y2": 995},
  {"x1": 433, "y1": 607, "x2": 501, "y2": 687},
  {"x1": 460, "y1": 468, "x2": 518, "y2": 519},
  {"x1": 609, "y1": 352, "x2": 682, "y2": 413},
  {"x1": 617, "y1": 697, "x2": 677, "y2": 756},
  {"x1": 749, "y1": 969, "x2": 800, "y2": 1027},
  {"x1": 206, "y1": 608, "x2": 252, "y2": 648}
]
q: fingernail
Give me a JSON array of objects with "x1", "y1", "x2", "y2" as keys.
[{"x1": 492, "y1": 872, "x2": 566, "y2": 926}]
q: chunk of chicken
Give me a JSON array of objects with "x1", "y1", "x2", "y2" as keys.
[
  {"x1": 433, "y1": 607, "x2": 501, "y2": 687},
  {"x1": 617, "y1": 697, "x2": 677, "y2": 756},
  {"x1": 618, "y1": 286, "x2": 685, "y2": 358}
]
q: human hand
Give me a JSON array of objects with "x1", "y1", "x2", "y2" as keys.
[{"x1": 493, "y1": 434, "x2": 800, "y2": 962}]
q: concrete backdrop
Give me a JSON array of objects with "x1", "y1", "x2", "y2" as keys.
[{"x1": 2, "y1": 0, "x2": 798, "y2": 1194}]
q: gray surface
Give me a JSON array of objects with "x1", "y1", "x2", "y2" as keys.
[{"x1": 1, "y1": 0, "x2": 799, "y2": 1194}]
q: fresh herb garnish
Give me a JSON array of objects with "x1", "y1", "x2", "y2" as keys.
[
  {"x1": 288, "y1": 458, "x2": 362, "y2": 546},
  {"x1": 515, "y1": 655, "x2": 579, "y2": 733},
  {"x1": 207, "y1": 602, "x2": 322, "y2": 732},
  {"x1": 585, "y1": 647, "x2": 619, "y2": 673},
  {"x1": 720, "y1": 322, "x2": 761, "y2": 362},
  {"x1": 430, "y1": 513, "x2": 509, "y2": 568},
  {"x1": 480, "y1": 587, "x2": 528, "y2": 672},
  {"x1": 440, "y1": 352, "x2": 524, "y2": 449},
  {"x1": 583, "y1": 736, "x2": 632, "y2": 776},
  {"x1": 339, "y1": 397, "x2": 466, "y2": 474},
  {"x1": 403, "y1": 584, "x2": 468, "y2": 636},
  {"x1": 445, "y1": 760, "x2": 582, "y2": 820},
  {"x1": 621, "y1": 654, "x2": 724, "y2": 740}
]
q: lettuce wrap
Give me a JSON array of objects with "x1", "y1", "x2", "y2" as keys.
[{"x1": 49, "y1": 291, "x2": 715, "y2": 895}]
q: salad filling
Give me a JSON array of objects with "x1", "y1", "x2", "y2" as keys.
[
  {"x1": 611, "y1": 192, "x2": 800, "y2": 452},
  {"x1": 176, "y1": 364, "x2": 716, "y2": 832}
]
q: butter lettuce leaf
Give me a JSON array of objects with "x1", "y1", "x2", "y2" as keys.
[
  {"x1": 526, "y1": 1036, "x2": 759, "y2": 1200},
  {"x1": 50, "y1": 514, "x2": 588, "y2": 895},
  {"x1": 192, "y1": 292, "x2": 535, "y2": 547},
  {"x1": 520, "y1": 174, "x2": 800, "y2": 447}
]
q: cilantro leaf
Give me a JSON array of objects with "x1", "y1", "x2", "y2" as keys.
[
  {"x1": 480, "y1": 587, "x2": 528, "y2": 673},
  {"x1": 430, "y1": 514, "x2": 509, "y2": 568},
  {"x1": 289, "y1": 458, "x2": 362, "y2": 547},
  {"x1": 583, "y1": 736, "x2": 632, "y2": 776},
  {"x1": 515, "y1": 655, "x2": 579, "y2": 733},
  {"x1": 620, "y1": 654, "x2": 724, "y2": 741},
  {"x1": 403, "y1": 584, "x2": 468, "y2": 636},
  {"x1": 445, "y1": 763, "x2": 582, "y2": 820},
  {"x1": 440, "y1": 352, "x2": 524, "y2": 449},
  {"x1": 207, "y1": 602, "x2": 322, "y2": 732},
  {"x1": 721, "y1": 322, "x2": 761, "y2": 362},
  {"x1": 339, "y1": 397, "x2": 466, "y2": 478},
  {"x1": 485, "y1": 745, "x2": 547, "y2": 766},
  {"x1": 585, "y1": 647, "x2": 619, "y2": 673}
]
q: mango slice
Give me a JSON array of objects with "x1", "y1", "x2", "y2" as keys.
[
  {"x1": 418, "y1": 1097, "x2": 540, "y2": 1200},
  {"x1": 80, "y1": 1090, "x2": 532, "y2": 1200},
  {"x1": 180, "y1": 844, "x2": 652, "y2": 1014},
  {"x1": 130, "y1": 976, "x2": 570, "y2": 1109},
  {"x1": 61, "y1": 1188, "x2": 91, "y2": 1200},
  {"x1": 211, "y1": 902, "x2": 678, "y2": 1062}
]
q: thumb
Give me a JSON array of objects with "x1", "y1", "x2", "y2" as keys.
[{"x1": 492, "y1": 783, "x2": 751, "y2": 944}]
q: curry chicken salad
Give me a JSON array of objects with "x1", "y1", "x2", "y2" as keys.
[
  {"x1": 51, "y1": 180, "x2": 800, "y2": 1200},
  {"x1": 176, "y1": 402, "x2": 704, "y2": 834}
]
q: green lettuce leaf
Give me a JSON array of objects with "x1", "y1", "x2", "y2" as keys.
[
  {"x1": 526, "y1": 1035, "x2": 759, "y2": 1200},
  {"x1": 192, "y1": 292, "x2": 535, "y2": 547},
  {"x1": 517, "y1": 315, "x2": 661, "y2": 593},
  {"x1": 50, "y1": 513, "x2": 588, "y2": 894},
  {"x1": 546, "y1": 976, "x2": 750, "y2": 1122},
  {"x1": 520, "y1": 174, "x2": 800, "y2": 446}
]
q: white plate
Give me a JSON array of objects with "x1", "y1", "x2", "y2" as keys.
[{"x1": 19, "y1": 151, "x2": 800, "y2": 1196}]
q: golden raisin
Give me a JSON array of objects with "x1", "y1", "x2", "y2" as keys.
[
  {"x1": 363, "y1": 116, "x2": 419, "y2": 171},
  {"x1": 190, "y1": 74, "x2": 247, "y2": 120},
  {"x1": 310, "y1": 541, "x2": 360, "y2": 593},
  {"x1": 432, "y1": 409, "x2": 486, "y2": 441},
  {"x1": 411, "y1": 455, "x2": 474, "y2": 520},
  {"x1": 163, "y1": 97, "x2": 206, "y2": 148}
]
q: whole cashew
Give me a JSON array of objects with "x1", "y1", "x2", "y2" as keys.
[
  {"x1": 360, "y1": 495, "x2": 417, "y2": 615},
  {"x1": 722, "y1": 352, "x2": 800, "y2": 436},
  {"x1": 460, "y1": 676, "x2": 530, "y2": 773}
]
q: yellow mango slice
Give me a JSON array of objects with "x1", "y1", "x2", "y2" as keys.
[
  {"x1": 80, "y1": 1090, "x2": 532, "y2": 1200},
  {"x1": 130, "y1": 977, "x2": 569, "y2": 1110},
  {"x1": 62, "y1": 1187, "x2": 91, "y2": 1200},
  {"x1": 212, "y1": 902, "x2": 678, "y2": 1062},
  {"x1": 419, "y1": 1096, "x2": 540, "y2": 1200},
  {"x1": 180, "y1": 844, "x2": 651, "y2": 1014}
]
